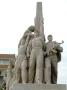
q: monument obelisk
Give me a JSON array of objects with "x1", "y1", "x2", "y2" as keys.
[{"x1": 35, "y1": 2, "x2": 45, "y2": 40}]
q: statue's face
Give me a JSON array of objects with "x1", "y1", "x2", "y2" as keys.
[
  {"x1": 34, "y1": 33, "x2": 38, "y2": 37},
  {"x1": 48, "y1": 36, "x2": 53, "y2": 41}
]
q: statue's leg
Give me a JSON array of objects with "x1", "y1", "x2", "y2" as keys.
[
  {"x1": 36, "y1": 51, "x2": 44, "y2": 84},
  {"x1": 15, "y1": 65, "x2": 20, "y2": 83},
  {"x1": 15, "y1": 56, "x2": 21, "y2": 83},
  {"x1": 6, "y1": 84, "x2": 9, "y2": 90},
  {"x1": 51, "y1": 55, "x2": 57, "y2": 84},
  {"x1": 6, "y1": 79, "x2": 10, "y2": 90},
  {"x1": 45, "y1": 57, "x2": 51, "y2": 84},
  {"x1": 29, "y1": 50, "x2": 36, "y2": 83},
  {"x1": 21, "y1": 60, "x2": 27, "y2": 83}
]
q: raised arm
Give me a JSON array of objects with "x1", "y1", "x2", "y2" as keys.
[{"x1": 27, "y1": 40, "x2": 32, "y2": 58}]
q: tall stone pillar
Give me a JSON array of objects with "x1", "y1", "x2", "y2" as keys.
[{"x1": 35, "y1": 2, "x2": 45, "y2": 39}]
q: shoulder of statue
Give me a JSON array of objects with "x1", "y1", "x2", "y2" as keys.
[
  {"x1": 53, "y1": 41, "x2": 58, "y2": 44},
  {"x1": 38, "y1": 36, "x2": 44, "y2": 41},
  {"x1": 53, "y1": 41, "x2": 57, "y2": 43},
  {"x1": 38, "y1": 37, "x2": 45, "y2": 44},
  {"x1": 38, "y1": 36, "x2": 42, "y2": 40}
]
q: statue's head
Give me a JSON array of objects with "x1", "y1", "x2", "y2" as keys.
[
  {"x1": 28, "y1": 25, "x2": 35, "y2": 32},
  {"x1": 34, "y1": 32, "x2": 39, "y2": 38},
  {"x1": 47, "y1": 34, "x2": 53, "y2": 41}
]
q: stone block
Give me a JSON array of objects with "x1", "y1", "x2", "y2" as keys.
[{"x1": 11, "y1": 84, "x2": 66, "y2": 90}]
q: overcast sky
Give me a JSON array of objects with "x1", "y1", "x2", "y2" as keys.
[{"x1": 0, "y1": 0, "x2": 67, "y2": 84}]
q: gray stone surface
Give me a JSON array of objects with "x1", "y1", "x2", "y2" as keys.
[
  {"x1": 7, "y1": 2, "x2": 64, "y2": 90},
  {"x1": 35, "y1": 2, "x2": 44, "y2": 39},
  {"x1": 11, "y1": 84, "x2": 66, "y2": 90}
]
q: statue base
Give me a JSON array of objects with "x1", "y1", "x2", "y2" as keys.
[{"x1": 10, "y1": 84, "x2": 66, "y2": 90}]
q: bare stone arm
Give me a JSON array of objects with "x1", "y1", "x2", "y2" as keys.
[
  {"x1": 56, "y1": 40, "x2": 64, "y2": 52},
  {"x1": 27, "y1": 40, "x2": 32, "y2": 58},
  {"x1": 24, "y1": 33, "x2": 31, "y2": 48},
  {"x1": 56, "y1": 45, "x2": 63, "y2": 52},
  {"x1": 44, "y1": 41, "x2": 64, "y2": 56}
]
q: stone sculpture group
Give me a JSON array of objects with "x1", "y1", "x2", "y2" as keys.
[
  {"x1": 15, "y1": 26, "x2": 63, "y2": 84},
  {"x1": 6, "y1": 2, "x2": 64, "y2": 90}
]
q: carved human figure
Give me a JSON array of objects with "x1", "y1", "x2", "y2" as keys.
[
  {"x1": 27, "y1": 33, "x2": 45, "y2": 84},
  {"x1": 44, "y1": 35, "x2": 63, "y2": 84},
  {"x1": 15, "y1": 33, "x2": 30, "y2": 83},
  {"x1": 18, "y1": 26, "x2": 35, "y2": 48},
  {"x1": 6, "y1": 60, "x2": 14, "y2": 90}
]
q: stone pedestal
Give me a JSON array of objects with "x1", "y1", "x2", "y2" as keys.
[{"x1": 11, "y1": 84, "x2": 66, "y2": 90}]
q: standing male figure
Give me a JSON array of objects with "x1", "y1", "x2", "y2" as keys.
[
  {"x1": 44, "y1": 35, "x2": 63, "y2": 84},
  {"x1": 27, "y1": 33, "x2": 45, "y2": 84}
]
